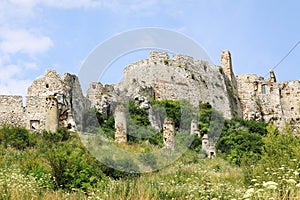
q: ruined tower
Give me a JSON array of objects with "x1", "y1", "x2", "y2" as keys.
[
  {"x1": 190, "y1": 119, "x2": 200, "y2": 137},
  {"x1": 45, "y1": 95, "x2": 59, "y2": 132},
  {"x1": 202, "y1": 134, "x2": 216, "y2": 158},
  {"x1": 114, "y1": 104, "x2": 127, "y2": 143},
  {"x1": 221, "y1": 50, "x2": 234, "y2": 81},
  {"x1": 163, "y1": 117, "x2": 175, "y2": 150}
]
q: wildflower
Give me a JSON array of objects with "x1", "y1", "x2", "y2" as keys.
[
  {"x1": 286, "y1": 179, "x2": 297, "y2": 185},
  {"x1": 267, "y1": 185, "x2": 277, "y2": 190},
  {"x1": 263, "y1": 181, "x2": 278, "y2": 190},
  {"x1": 243, "y1": 188, "x2": 254, "y2": 198},
  {"x1": 296, "y1": 183, "x2": 300, "y2": 188}
]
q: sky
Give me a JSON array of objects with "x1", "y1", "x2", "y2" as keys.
[{"x1": 0, "y1": 0, "x2": 299, "y2": 96}]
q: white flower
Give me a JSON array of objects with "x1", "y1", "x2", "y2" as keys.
[
  {"x1": 296, "y1": 183, "x2": 300, "y2": 188},
  {"x1": 263, "y1": 181, "x2": 278, "y2": 189},
  {"x1": 286, "y1": 179, "x2": 297, "y2": 185},
  {"x1": 243, "y1": 188, "x2": 255, "y2": 198},
  {"x1": 267, "y1": 185, "x2": 277, "y2": 190},
  {"x1": 263, "y1": 181, "x2": 278, "y2": 187}
]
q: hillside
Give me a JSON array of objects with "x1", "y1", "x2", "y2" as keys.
[{"x1": 1, "y1": 50, "x2": 300, "y2": 199}]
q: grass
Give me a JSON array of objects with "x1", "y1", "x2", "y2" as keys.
[{"x1": 1, "y1": 127, "x2": 300, "y2": 199}]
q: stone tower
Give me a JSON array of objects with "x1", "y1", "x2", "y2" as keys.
[
  {"x1": 202, "y1": 134, "x2": 216, "y2": 158},
  {"x1": 202, "y1": 134, "x2": 209, "y2": 152},
  {"x1": 114, "y1": 104, "x2": 127, "y2": 143},
  {"x1": 221, "y1": 50, "x2": 234, "y2": 81},
  {"x1": 163, "y1": 117, "x2": 175, "y2": 150},
  {"x1": 190, "y1": 119, "x2": 200, "y2": 137},
  {"x1": 269, "y1": 70, "x2": 276, "y2": 83},
  {"x1": 45, "y1": 95, "x2": 59, "y2": 132}
]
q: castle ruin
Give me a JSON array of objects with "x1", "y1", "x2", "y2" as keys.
[{"x1": 0, "y1": 50, "x2": 300, "y2": 137}]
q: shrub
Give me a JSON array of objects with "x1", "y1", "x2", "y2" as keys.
[
  {"x1": 42, "y1": 127, "x2": 70, "y2": 143},
  {"x1": 128, "y1": 101, "x2": 150, "y2": 126},
  {"x1": 217, "y1": 118, "x2": 266, "y2": 165},
  {"x1": 101, "y1": 157, "x2": 140, "y2": 179},
  {"x1": 0, "y1": 125, "x2": 34, "y2": 150},
  {"x1": 45, "y1": 136, "x2": 107, "y2": 191}
]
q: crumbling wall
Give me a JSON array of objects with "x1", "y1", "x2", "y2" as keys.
[
  {"x1": 26, "y1": 96, "x2": 47, "y2": 130},
  {"x1": 163, "y1": 117, "x2": 175, "y2": 150},
  {"x1": 236, "y1": 71, "x2": 300, "y2": 129},
  {"x1": 0, "y1": 95, "x2": 25, "y2": 127},
  {"x1": 0, "y1": 70, "x2": 88, "y2": 132},
  {"x1": 119, "y1": 51, "x2": 236, "y2": 119},
  {"x1": 86, "y1": 82, "x2": 116, "y2": 117},
  {"x1": 114, "y1": 104, "x2": 127, "y2": 143},
  {"x1": 279, "y1": 81, "x2": 300, "y2": 128}
]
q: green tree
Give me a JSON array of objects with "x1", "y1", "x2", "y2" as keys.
[{"x1": 217, "y1": 118, "x2": 266, "y2": 165}]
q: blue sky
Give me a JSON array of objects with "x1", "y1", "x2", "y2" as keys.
[{"x1": 0, "y1": 0, "x2": 299, "y2": 95}]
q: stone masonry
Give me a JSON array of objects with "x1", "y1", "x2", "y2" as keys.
[
  {"x1": 163, "y1": 117, "x2": 175, "y2": 150},
  {"x1": 114, "y1": 104, "x2": 127, "y2": 143},
  {"x1": 1, "y1": 50, "x2": 300, "y2": 134},
  {"x1": 0, "y1": 70, "x2": 88, "y2": 132}
]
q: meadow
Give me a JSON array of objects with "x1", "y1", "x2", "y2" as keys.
[{"x1": 1, "y1": 100, "x2": 300, "y2": 199}]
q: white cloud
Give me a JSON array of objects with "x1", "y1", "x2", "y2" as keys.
[
  {"x1": 0, "y1": 63, "x2": 33, "y2": 96},
  {"x1": 0, "y1": 29, "x2": 53, "y2": 55},
  {"x1": 41, "y1": 0, "x2": 103, "y2": 9}
]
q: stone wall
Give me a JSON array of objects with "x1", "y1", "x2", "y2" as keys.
[
  {"x1": 236, "y1": 71, "x2": 300, "y2": 129},
  {"x1": 1, "y1": 50, "x2": 300, "y2": 133},
  {"x1": 26, "y1": 96, "x2": 47, "y2": 130},
  {"x1": 0, "y1": 70, "x2": 88, "y2": 132},
  {"x1": 114, "y1": 104, "x2": 127, "y2": 143},
  {"x1": 118, "y1": 51, "x2": 237, "y2": 119},
  {"x1": 163, "y1": 117, "x2": 175, "y2": 150},
  {"x1": 0, "y1": 95, "x2": 25, "y2": 127}
]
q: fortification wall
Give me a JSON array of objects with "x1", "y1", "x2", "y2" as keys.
[
  {"x1": 25, "y1": 96, "x2": 47, "y2": 130},
  {"x1": 237, "y1": 72, "x2": 300, "y2": 129},
  {"x1": 0, "y1": 95, "x2": 25, "y2": 127},
  {"x1": 28, "y1": 70, "x2": 66, "y2": 97},
  {"x1": 279, "y1": 81, "x2": 300, "y2": 127},
  {"x1": 0, "y1": 70, "x2": 88, "y2": 132},
  {"x1": 119, "y1": 52, "x2": 235, "y2": 119}
]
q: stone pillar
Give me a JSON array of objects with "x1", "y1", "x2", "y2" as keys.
[
  {"x1": 269, "y1": 70, "x2": 276, "y2": 83},
  {"x1": 190, "y1": 119, "x2": 200, "y2": 137},
  {"x1": 163, "y1": 117, "x2": 175, "y2": 150},
  {"x1": 114, "y1": 104, "x2": 127, "y2": 143},
  {"x1": 221, "y1": 50, "x2": 234, "y2": 81},
  {"x1": 45, "y1": 96, "x2": 59, "y2": 132},
  {"x1": 202, "y1": 134, "x2": 209, "y2": 152}
]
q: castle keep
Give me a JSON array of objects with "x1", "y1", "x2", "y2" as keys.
[{"x1": 0, "y1": 50, "x2": 300, "y2": 134}]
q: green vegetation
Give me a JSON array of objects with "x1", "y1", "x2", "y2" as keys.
[
  {"x1": 1, "y1": 100, "x2": 300, "y2": 199},
  {"x1": 217, "y1": 117, "x2": 267, "y2": 165},
  {"x1": 163, "y1": 59, "x2": 169, "y2": 65},
  {"x1": 218, "y1": 66, "x2": 223, "y2": 73}
]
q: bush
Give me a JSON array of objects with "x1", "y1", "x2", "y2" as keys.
[
  {"x1": 0, "y1": 125, "x2": 34, "y2": 150},
  {"x1": 217, "y1": 118, "x2": 266, "y2": 165},
  {"x1": 244, "y1": 124, "x2": 300, "y2": 198},
  {"x1": 42, "y1": 127, "x2": 70, "y2": 143},
  {"x1": 101, "y1": 157, "x2": 140, "y2": 179},
  {"x1": 45, "y1": 135, "x2": 107, "y2": 191},
  {"x1": 128, "y1": 101, "x2": 150, "y2": 126}
]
